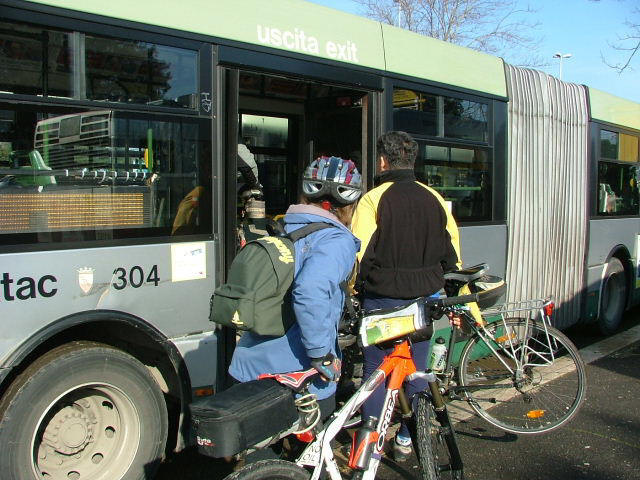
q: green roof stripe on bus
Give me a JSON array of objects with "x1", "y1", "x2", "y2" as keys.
[
  {"x1": 589, "y1": 88, "x2": 640, "y2": 131},
  {"x1": 381, "y1": 24, "x2": 506, "y2": 98},
  {"x1": 26, "y1": 0, "x2": 507, "y2": 96},
  {"x1": 27, "y1": 0, "x2": 386, "y2": 70}
]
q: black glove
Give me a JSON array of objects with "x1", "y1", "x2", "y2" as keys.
[
  {"x1": 444, "y1": 279, "x2": 460, "y2": 299},
  {"x1": 310, "y1": 353, "x2": 341, "y2": 382}
]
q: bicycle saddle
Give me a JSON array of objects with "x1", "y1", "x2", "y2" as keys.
[
  {"x1": 258, "y1": 368, "x2": 318, "y2": 392},
  {"x1": 444, "y1": 263, "x2": 487, "y2": 283}
]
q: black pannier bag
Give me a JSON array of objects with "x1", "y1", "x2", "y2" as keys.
[{"x1": 190, "y1": 378, "x2": 298, "y2": 458}]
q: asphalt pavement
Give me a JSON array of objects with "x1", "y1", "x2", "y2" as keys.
[
  {"x1": 436, "y1": 332, "x2": 640, "y2": 480},
  {"x1": 155, "y1": 309, "x2": 640, "y2": 480}
]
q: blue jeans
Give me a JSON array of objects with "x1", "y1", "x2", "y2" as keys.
[{"x1": 360, "y1": 296, "x2": 432, "y2": 439}]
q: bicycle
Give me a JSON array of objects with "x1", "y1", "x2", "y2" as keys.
[
  {"x1": 221, "y1": 264, "x2": 586, "y2": 480},
  {"x1": 436, "y1": 266, "x2": 586, "y2": 436},
  {"x1": 224, "y1": 333, "x2": 463, "y2": 480}
]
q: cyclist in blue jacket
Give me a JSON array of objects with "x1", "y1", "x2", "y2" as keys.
[{"x1": 229, "y1": 156, "x2": 362, "y2": 418}]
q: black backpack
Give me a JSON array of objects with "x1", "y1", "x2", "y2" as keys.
[{"x1": 210, "y1": 222, "x2": 333, "y2": 337}]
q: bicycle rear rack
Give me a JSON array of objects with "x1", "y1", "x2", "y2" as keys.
[
  {"x1": 479, "y1": 298, "x2": 557, "y2": 368},
  {"x1": 482, "y1": 298, "x2": 549, "y2": 321}
]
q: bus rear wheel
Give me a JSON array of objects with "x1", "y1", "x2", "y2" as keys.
[
  {"x1": 0, "y1": 341, "x2": 168, "y2": 480},
  {"x1": 598, "y1": 257, "x2": 627, "y2": 335}
]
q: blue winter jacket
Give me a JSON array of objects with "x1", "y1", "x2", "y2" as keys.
[{"x1": 229, "y1": 204, "x2": 360, "y2": 399}]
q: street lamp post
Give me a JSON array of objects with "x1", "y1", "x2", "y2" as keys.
[
  {"x1": 394, "y1": 0, "x2": 401, "y2": 27},
  {"x1": 553, "y1": 52, "x2": 572, "y2": 80}
]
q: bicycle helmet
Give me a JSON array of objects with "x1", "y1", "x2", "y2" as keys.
[{"x1": 302, "y1": 156, "x2": 362, "y2": 206}]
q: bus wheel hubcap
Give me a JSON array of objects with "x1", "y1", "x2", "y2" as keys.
[
  {"x1": 34, "y1": 385, "x2": 139, "y2": 480},
  {"x1": 42, "y1": 402, "x2": 96, "y2": 455}
]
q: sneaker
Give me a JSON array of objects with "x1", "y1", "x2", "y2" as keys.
[{"x1": 392, "y1": 437, "x2": 412, "y2": 462}]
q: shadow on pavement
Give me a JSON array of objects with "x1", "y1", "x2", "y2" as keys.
[
  {"x1": 453, "y1": 422, "x2": 518, "y2": 443},
  {"x1": 155, "y1": 447, "x2": 233, "y2": 480},
  {"x1": 377, "y1": 455, "x2": 419, "y2": 480},
  {"x1": 566, "y1": 305, "x2": 640, "y2": 349}
]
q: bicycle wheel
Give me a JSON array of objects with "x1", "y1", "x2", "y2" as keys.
[
  {"x1": 458, "y1": 318, "x2": 586, "y2": 434},
  {"x1": 224, "y1": 459, "x2": 309, "y2": 480},
  {"x1": 415, "y1": 394, "x2": 462, "y2": 480}
]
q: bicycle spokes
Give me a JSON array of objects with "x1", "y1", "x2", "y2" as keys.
[{"x1": 458, "y1": 317, "x2": 586, "y2": 434}]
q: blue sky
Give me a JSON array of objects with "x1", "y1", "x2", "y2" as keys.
[{"x1": 308, "y1": 0, "x2": 639, "y2": 103}]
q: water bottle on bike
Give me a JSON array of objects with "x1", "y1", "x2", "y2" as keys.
[{"x1": 429, "y1": 337, "x2": 447, "y2": 373}]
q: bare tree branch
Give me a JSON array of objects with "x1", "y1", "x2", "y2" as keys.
[
  {"x1": 353, "y1": 0, "x2": 543, "y2": 66},
  {"x1": 602, "y1": 7, "x2": 639, "y2": 73},
  {"x1": 590, "y1": 0, "x2": 639, "y2": 73}
]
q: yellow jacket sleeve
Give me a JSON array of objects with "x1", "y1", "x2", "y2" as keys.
[
  {"x1": 349, "y1": 186, "x2": 387, "y2": 291},
  {"x1": 351, "y1": 191, "x2": 378, "y2": 264}
]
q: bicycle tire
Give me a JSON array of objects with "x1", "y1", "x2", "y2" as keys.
[
  {"x1": 224, "y1": 459, "x2": 309, "y2": 480},
  {"x1": 458, "y1": 318, "x2": 586, "y2": 434},
  {"x1": 415, "y1": 395, "x2": 462, "y2": 480}
]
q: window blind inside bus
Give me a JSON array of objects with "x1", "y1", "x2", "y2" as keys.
[{"x1": 0, "y1": 189, "x2": 151, "y2": 232}]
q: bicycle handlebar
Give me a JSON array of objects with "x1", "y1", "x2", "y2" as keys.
[
  {"x1": 432, "y1": 292, "x2": 481, "y2": 307},
  {"x1": 429, "y1": 281, "x2": 507, "y2": 309},
  {"x1": 338, "y1": 276, "x2": 506, "y2": 338}
]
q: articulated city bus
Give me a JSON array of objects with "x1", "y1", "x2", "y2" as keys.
[{"x1": 0, "y1": 0, "x2": 639, "y2": 478}]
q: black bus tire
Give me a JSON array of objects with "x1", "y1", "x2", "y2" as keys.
[
  {"x1": 224, "y1": 459, "x2": 310, "y2": 480},
  {"x1": 598, "y1": 257, "x2": 627, "y2": 335},
  {"x1": 0, "y1": 341, "x2": 168, "y2": 480}
]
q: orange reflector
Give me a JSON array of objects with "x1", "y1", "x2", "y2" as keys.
[
  {"x1": 496, "y1": 333, "x2": 516, "y2": 343},
  {"x1": 526, "y1": 410, "x2": 546, "y2": 419},
  {"x1": 194, "y1": 388, "x2": 214, "y2": 397},
  {"x1": 296, "y1": 431, "x2": 315, "y2": 443},
  {"x1": 543, "y1": 302, "x2": 555, "y2": 317}
]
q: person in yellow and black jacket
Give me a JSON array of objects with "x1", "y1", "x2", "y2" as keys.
[{"x1": 351, "y1": 130, "x2": 460, "y2": 462}]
